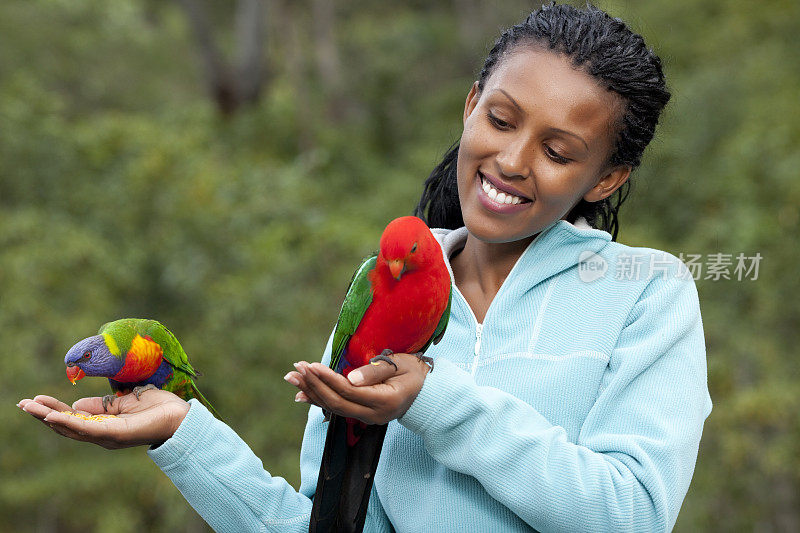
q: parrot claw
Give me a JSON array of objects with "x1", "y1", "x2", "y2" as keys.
[
  {"x1": 132, "y1": 384, "x2": 157, "y2": 400},
  {"x1": 414, "y1": 352, "x2": 434, "y2": 372},
  {"x1": 101, "y1": 394, "x2": 116, "y2": 413},
  {"x1": 370, "y1": 349, "x2": 398, "y2": 371}
]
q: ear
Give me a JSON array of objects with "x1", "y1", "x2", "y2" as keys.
[
  {"x1": 583, "y1": 165, "x2": 632, "y2": 202},
  {"x1": 462, "y1": 81, "x2": 480, "y2": 125}
]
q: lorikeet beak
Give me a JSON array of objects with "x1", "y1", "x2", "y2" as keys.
[
  {"x1": 388, "y1": 259, "x2": 406, "y2": 280},
  {"x1": 66, "y1": 365, "x2": 86, "y2": 385}
]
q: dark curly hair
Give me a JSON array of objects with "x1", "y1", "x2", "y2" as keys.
[{"x1": 414, "y1": 2, "x2": 671, "y2": 241}]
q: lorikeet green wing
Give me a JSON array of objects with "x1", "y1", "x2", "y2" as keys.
[{"x1": 65, "y1": 318, "x2": 220, "y2": 419}]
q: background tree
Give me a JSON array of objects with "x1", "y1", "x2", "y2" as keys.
[{"x1": 0, "y1": 0, "x2": 797, "y2": 531}]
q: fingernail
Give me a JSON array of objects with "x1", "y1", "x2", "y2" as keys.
[
  {"x1": 293, "y1": 363, "x2": 307, "y2": 376},
  {"x1": 284, "y1": 372, "x2": 300, "y2": 386},
  {"x1": 294, "y1": 392, "x2": 307, "y2": 403},
  {"x1": 349, "y1": 371, "x2": 364, "y2": 385}
]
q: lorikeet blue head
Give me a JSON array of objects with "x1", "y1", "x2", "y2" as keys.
[{"x1": 64, "y1": 335, "x2": 123, "y2": 384}]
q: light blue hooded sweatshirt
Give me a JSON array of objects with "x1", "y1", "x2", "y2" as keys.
[{"x1": 148, "y1": 217, "x2": 712, "y2": 532}]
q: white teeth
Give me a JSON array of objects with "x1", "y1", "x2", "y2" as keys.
[{"x1": 481, "y1": 176, "x2": 523, "y2": 205}]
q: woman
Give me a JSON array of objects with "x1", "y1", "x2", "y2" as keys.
[{"x1": 20, "y1": 4, "x2": 711, "y2": 532}]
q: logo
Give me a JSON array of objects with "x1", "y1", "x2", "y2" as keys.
[{"x1": 578, "y1": 250, "x2": 607, "y2": 282}]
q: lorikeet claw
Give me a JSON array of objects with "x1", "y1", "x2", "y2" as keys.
[
  {"x1": 132, "y1": 384, "x2": 157, "y2": 400},
  {"x1": 369, "y1": 349, "x2": 398, "y2": 371},
  {"x1": 414, "y1": 352, "x2": 434, "y2": 372},
  {"x1": 101, "y1": 394, "x2": 116, "y2": 412}
]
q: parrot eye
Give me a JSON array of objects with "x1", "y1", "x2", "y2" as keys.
[
  {"x1": 411, "y1": 242, "x2": 418, "y2": 253},
  {"x1": 82, "y1": 351, "x2": 91, "y2": 360}
]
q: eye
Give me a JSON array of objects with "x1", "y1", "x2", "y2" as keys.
[
  {"x1": 82, "y1": 351, "x2": 92, "y2": 360},
  {"x1": 486, "y1": 112, "x2": 512, "y2": 130},
  {"x1": 544, "y1": 145, "x2": 570, "y2": 165},
  {"x1": 411, "y1": 242, "x2": 418, "y2": 253}
]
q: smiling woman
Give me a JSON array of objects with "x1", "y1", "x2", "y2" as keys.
[
  {"x1": 19, "y1": 3, "x2": 711, "y2": 533},
  {"x1": 457, "y1": 50, "x2": 629, "y2": 245}
]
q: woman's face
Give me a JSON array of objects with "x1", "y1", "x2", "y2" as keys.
[{"x1": 457, "y1": 47, "x2": 631, "y2": 244}]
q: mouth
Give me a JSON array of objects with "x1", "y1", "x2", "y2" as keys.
[
  {"x1": 476, "y1": 171, "x2": 534, "y2": 213},
  {"x1": 66, "y1": 365, "x2": 86, "y2": 385}
]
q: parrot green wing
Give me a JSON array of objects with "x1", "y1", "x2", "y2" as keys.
[
  {"x1": 329, "y1": 254, "x2": 377, "y2": 372},
  {"x1": 418, "y1": 284, "x2": 452, "y2": 355},
  {"x1": 99, "y1": 319, "x2": 196, "y2": 376},
  {"x1": 98, "y1": 318, "x2": 139, "y2": 360},
  {"x1": 140, "y1": 320, "x2": 197, "y2": 377}
]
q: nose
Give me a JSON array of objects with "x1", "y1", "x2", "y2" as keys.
[{"x1": 496, "y1": 136, "x2": 531, "y2": 179}]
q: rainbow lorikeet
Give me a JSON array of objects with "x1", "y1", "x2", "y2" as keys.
[
  {"x1": 310, "y1": 216, "x2": 452, "y2": 533},
  {"x1": 64, "y1": 318, "x2": 219, "y2": 418}
]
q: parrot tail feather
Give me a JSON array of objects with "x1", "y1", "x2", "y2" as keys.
[
  {"x1": 189, "y1": 382, "x2": 222, "y2": 421},
  {"x1": 309, "y1": 415, "x2": 387, "y2": 533}
]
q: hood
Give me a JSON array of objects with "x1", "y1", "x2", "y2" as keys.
[{"x1": 432, "y1": 216, "x2": 612, "y2": 291}]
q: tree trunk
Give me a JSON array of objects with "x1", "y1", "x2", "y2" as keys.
[{"x1": 177, "y1": 0, "x2": 268, "y2": 115}]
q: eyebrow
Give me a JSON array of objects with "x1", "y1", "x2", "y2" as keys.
[{"x1": 495, "y1": 89, "x2": 590, "y2": 152}]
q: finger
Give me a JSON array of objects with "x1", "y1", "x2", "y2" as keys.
[
  {"x1": 19, "y1": 402, "x2": 95, "y2": 441},
  {"x1": 291, "y1": 368, "x2": 327, "y2": 409},
  {"x1": 43, "y1": 410, "x2": 116, "y2": 439},
  {"x1": 302, "y1": 364, "x2": 376, "y2": 421},
  {"x1": 348, "y1": 361, "x2": 398, "y2": 386},
  {"x1": 20, "y1": 400, "x2": 56, "y2": 420},
  {"x1": 284, "y1": 371, "x2": 301, "y2": 387},
  {"x1": 47, "y1": 421, "x2": 93, "y2": 441},
  {"x1": 32, "y1": 395, "x2": 74, "y2": 413},
  {"x1": 71, "y1": 396, "x2": 123, "y2": 415},
  {"x1": 309, "y1": 363, "x2": 393, "y2": 405}
]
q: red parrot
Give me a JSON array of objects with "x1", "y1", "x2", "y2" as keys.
[{"x1": 309, "y1": 216, "x2": 452, "y2": 533}]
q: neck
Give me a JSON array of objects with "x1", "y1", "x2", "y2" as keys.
[{"x1": 452, "y1": 233, "x2": 536, "y2": 297}]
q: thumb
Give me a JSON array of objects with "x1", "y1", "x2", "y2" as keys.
[
  {"x1": 72, "y1": 396, "x2": 123, "y2": 415},
  {"x1": 348, "y1": 361, "x2": 397, "y2": 386}
]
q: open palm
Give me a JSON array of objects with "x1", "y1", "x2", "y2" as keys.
[{"x1": 18, "y1": 389, "x2": 189, "y2": 449}]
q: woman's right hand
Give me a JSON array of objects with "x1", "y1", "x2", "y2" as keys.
[{"x1": 17, "y1": 389, "x2": 190, "y2": 449}]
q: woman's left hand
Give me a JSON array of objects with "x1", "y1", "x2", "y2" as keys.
[{"x1": 284, "y1": 353, "x2": 430, "y2": 425}]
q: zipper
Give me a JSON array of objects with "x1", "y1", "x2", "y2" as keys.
[
  {"x1": 470, "y1": 323, "x2": 483, "y2": 376},
  {"x1": 451, "y1": 223, "x2": 558, "y2": 379}
]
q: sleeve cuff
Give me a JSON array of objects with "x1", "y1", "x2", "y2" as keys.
[
  {"x1": 398, "y1": 358, "x2": 462, "y2": 435},
  {"x1": 147, "y1": 399, "x2": 213, "y2": 469}
]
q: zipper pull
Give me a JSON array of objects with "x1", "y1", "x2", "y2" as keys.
[
  {"x1": 471, "y1": 323, "x2": 483, "y2": 376},
  {"x1": 474, "y1": 323, "x2": 483, "y2": 355}
]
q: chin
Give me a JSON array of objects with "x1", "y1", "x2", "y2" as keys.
[{"x1": 460, "y1": 202, "x2": 549, "y2": 245}]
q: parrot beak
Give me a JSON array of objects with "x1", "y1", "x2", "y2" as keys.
[
  {"x1": 66, "y1": 365, "x2": 86, "y2": 385},
  {"x1": 389, "y1": 259, "x2": 406, "y2": 281}
]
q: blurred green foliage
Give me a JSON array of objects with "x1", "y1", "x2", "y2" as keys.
[{"x1": 0, "y1": 0, "x2": 797, "y2": 531}]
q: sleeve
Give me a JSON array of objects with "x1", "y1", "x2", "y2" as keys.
[
  {"x1": 147, "y1": 333, "x2": 394, "y2": 533},
  {"x1": 398, "y1": 273, "x2": 712, "y2": 533}
]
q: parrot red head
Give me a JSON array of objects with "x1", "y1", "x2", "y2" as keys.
[{"x1": 378, "y1": 216, "x2": 442, "y2": 281}]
